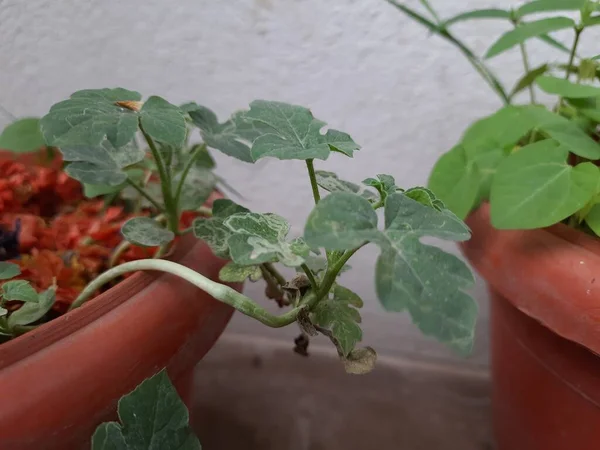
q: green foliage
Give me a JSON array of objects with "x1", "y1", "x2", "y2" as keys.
[
  {"x1": 0, "y1": 262, "x2": 20, "y2": 280},
  {"x1": 311, "y1": 285, "x2": 364, "y2": 357},
  {"x1": 515, "y1": 0, "x2": 586, "y2": 18},
  {"x1": 6, "y1": 288, "x2": 56, "y2": 328},
  {"x1": 537, "y1": 75, "x2": 600, "y2": 98},
  {"x1": 485, "y1": 17, "x2": 575, "y2": 59},
  {"x1": 121, "y1": 217, "x2": 175, "y2": 247},
  {"x1": 0, "y1": 118, "x2": 45, "y2": 153},
  {"x1": 316, "y1": 171, "x2": 377, "y2": 200},
  {"x1": 304, "y1": 192, "x2": 477, "y2": 354},
  {"x1": 92, "y1": 370, "x2": 201, "y2": 450},
  {"x1": 491, "y1": 140, "x2": 599, "y2": 228},
  {"x1": 219, "y1": 263, "x2": 263, "y2": 283},
  {"x1": 139, "y1": 96, "x2": 187, "y2": 148},
  {"x1": 1, "y1": 280, "x2": 39, "y2": 303}
]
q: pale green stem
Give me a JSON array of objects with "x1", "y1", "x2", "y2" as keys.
[
  {"x1": 68, "y1": 259, "x2": 306, "y2": 328},
  {"x1": 519, "y1": 43, "x2": 536, "y2": 104},
  {"x1": 264, "y1": 263, "x2": 286, "y2": 286},
  {"x1": 174, "y1": 143, "x2": 206, "y2": 212}
]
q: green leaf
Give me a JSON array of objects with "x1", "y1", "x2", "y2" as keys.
[
  {"x1": 218, "y1": 262, "x2": 263, "y2": 283},
  {"x1": 442, "y1": 9, "x2": 511, "y2": 27},
  {"x1": 537, "y1": 34, "x2": 571, "y2": 53},
  {"x1": 583, "y1": 14, "x2": 600, "y2": 26},
  {"x1": 121, "y1": 217, "x2": 175, "y2": 247},
  {"x1": 187, "y1": 104, "x2": 255, "y2": 163},
  {"x1": 316, "y1": 171, "x2": 377, "y2": 201},
  {"x1": 174, "y1": 167, "x2": 217, "y2": 212},
  {"x1": 0, "y1": 262, "x2": 20, "y2": 280},
  {"x1": 0, "y1": 118, "x2": 45, "y2": 153},
  {"x1": 485, "y1": 17, "x2": 576, "y2": 59},
  {"x1": 7, "y1": 288, "x2": 55, "y2": 327},
  {"x1": 343, "y1": 347, "x2": 377, "y2": 375},
  {"x1": 41, "y1": 88, "x2": 141, "y2": 148},
  {"x1": 193, "y1": 200, "x2": 250, "y2": 258},
  {"x1": 242, "y1": 100, "x2": 360, "y2": 161},
  {"x1": 510, "y1": 64, "x2": 549, "y2": 99},
  {"x1": 526, "y1": 106, "x2": 600, "y2": 159},
  {"x1": 91, "y1": 369, "x2": 201, "y2": 450},
  {"x1": 139, "y1": 96, "x2": 187, "y2": 148},
  {"x1": 362, "y1": 174, "x2": 398, "y2": 202},
  {"x1": 516, "y1": 0, "x2": 586, "y2": 18},
  {"x1": 304, "y1": 192, "x2": 476, "y2": 354},
  {"x1": 585, "y1": 203, "x2": 600, "y2": 236},
  {"x1": 490, "y1": 140, "x2": 599, "y2": 229},
  {"x1": 404, "y1": 186, "x2": 445, "y2": 210},
  {"x1": 61, "y1": 139, "x2": 146, "y2": 186},
  {"x1": 428, "y1": 145, "x2": 481, "y2": 219},
  {"x1": 225, "y1": 213, "x2": 306, "y2": 267},
  {"x1": 311, "y1": 285, "x2": 364, "y2": 357},
  {"x1": 1, "y1": 280, "x2": 39, "y2": 303},
  {"x1": 536, "y1": 75, "x2": 600, "y2": 98}
]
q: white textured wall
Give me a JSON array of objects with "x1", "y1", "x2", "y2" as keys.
[{"x1": 2, "y1": 0, "x2": 597, "y2": 365}]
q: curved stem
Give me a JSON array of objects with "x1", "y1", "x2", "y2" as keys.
[
  {"x1": 300, "y1": 264, "x2": 319, "y2": 291},
  {"x1": 125, "y1": 179, "x2": 164, "y2": 212},
  {"x1": 305, "y1": 159, "x2": 321, "y2": 204},
  {"x1": 264, "y1": 263, "x2": 286, "y2": 286},
  {"x1": 68, "y1": 259, "x2": 303, "y2": 328}
]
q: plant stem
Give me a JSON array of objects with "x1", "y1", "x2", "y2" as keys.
[
  {"x1": 141, "y1": 127, "x2": 179, "y2": 234},
  {"x1": 385, "y1": 0, "x2": 510, "y2": 105},
  {"x1": 300, "y1": 264, "x2": 320, "y2": 291},
  {"x1": 519, "y1": 43, "x2": 536, "y2": 104},
  {"x1": 419, "y1": 0, "x2": 441, "y2": 24},
  {"x1": 565, "y1": 28, "x2": 583, "y2": 81},
  {"x1": 305, "y1": 159, "x2": 321, "y2": 204},
  {"x1": 174, "y1": 143, "x2": 206, "y2": 210},
  {"x1": 264, "y1": 263, "x2": 286, "y2": 286},
  {"x1": 125, "y1": 179, "x2": 164, "y2": 212},
  {"x1": 68, "y1": 259, "x2": 304, "y2": 328}
]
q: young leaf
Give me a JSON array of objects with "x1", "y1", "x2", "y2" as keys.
[
  {"x1": 83, "y1": 169, "x2": 145, "y2": 198},
  {"x1": 485, "y1": 17, "x2": 575, "y2": 59},
  {"x1": 1, "y1": 280, "x2": 39, "y2": 303},
  {"x1": 442, "y1": 9, "x2": 511, "y2": 27},
  {"x1": 0, "y1": 262, "x2": 20, "y2": 280},
  {"x1": 363, "y1": 174, "x2": 398, "y2": 202},
  {"x1": 7, "y1": 288, "x2": 55, "y2": 328},
  {"x1": 91, "y1": 369, "x2": 201, "y2": 450},
  {"x1": 526, "y1": 106, "x2": 600, "y2": 159},
  {"x1": 316, "y1": 171, "x2": 377, "y2": 200},
  {"x1": 225, "y1": 213, "x2": 307, "y2": 267},
  {"x1": 213, "y1": 199, "x2": 251, "y2": 218},
  {"x1": 304, "y1": 192, "x2": 477, "y2": 354},
  {"x1": 121, "y1": 217, "x2": 175, "y2": 247},
  {"x1": 187, "y1": 104, "x2": 255, "y2": 163},
  {"x1": 537, "y1": 34, "x2": 570, "y2": 54},
  {"x1": 343, "y1": 347, "x2": 377, "y2": 375},
  {"x1": 0, "y1": 118, "x2": 46, "y2": 153},
  {"x1": 41, "y1": 88, "x2": 141, "y2": 148},
  {"x1": 536, "y1": 75, "x2": 600, "y2": 98},
  {"x1": 242, "y1": 100, "x2": 360, "y2": 161},
  {"x1": 510, "y1": 64, "x2": 549, "y2": 99},
  {"x1": 311, "y1": 285, "x2": 364, "y2": 357},
  {"x1": 139, "y1": 96, "x2": 187, "y2": 148},
  {"x1": 490, "y1": 140, "x2": 599, "y2": 229},
  {"x1": 516, "y1": 0, "x2": 586, "y2": 18},
  {"x1": 404, "y1": 186, "x2": 445, "y2": 210},
  {"x1": 219, "y1": 262, "x2": 263, "y2": 283},
  {"x1": 61, "y1": 139, "x2": 146, "y2": 186}
]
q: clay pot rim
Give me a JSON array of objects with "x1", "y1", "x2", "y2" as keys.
[
  {"x1": 462, "y1": 202, "x2": 600, "y2": 355},
  {"x1": 0, "y1": 231, "x2": 201, "y2": 370}
]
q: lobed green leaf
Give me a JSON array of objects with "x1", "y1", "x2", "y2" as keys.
[
  {"x1": 121, "y1": 217, "x2": 175, "y2": 247},
  {"x1": 0, "y1": 262, "x2": 20, "y2": 280},
  {"x1": 1, "y1": 280, "x2": 39, "y2": 303},
  {"x1": 7, "y1": 288, "x2": 55, "y2": 327},
  {"x1": 316, "y1": 171, "x2": 377, "y2": 200},
  {"x1": 91, "y1": 370, "x2": 201, "y2": 450},
  {"x1": 139, "y1": 96, "x2": 187, "y2": 148}
]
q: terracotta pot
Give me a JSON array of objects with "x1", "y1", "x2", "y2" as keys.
[
  {"x1": 0, "y1": 221, "x2": 240, "y2": 449},
  {"x1": 461, "y1": 203, "x2": 600, "y2": 450}
]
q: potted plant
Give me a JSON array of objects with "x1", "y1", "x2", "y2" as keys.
[
  {"x1": 388, "y1": 0, "x2": 600, "y2": 449},
  {"x1": 0, "y1": 89, "x2": 477, "y2": 449}
]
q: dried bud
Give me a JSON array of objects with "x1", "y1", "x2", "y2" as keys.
[{"x1": 115, "y1": 100, "x2": 143, "y2": 112}]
